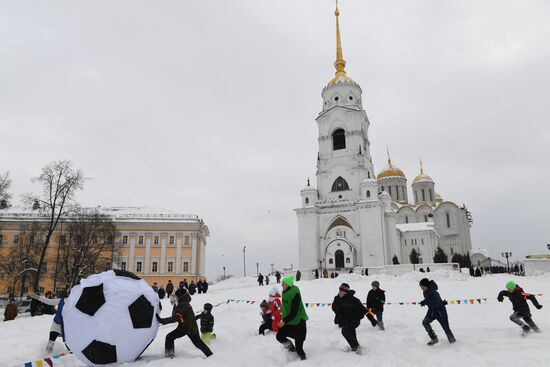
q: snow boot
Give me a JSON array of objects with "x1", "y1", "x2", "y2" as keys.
[
  {"x1": 283, "y1": 341, "x2": 296, "y2": 352},
  {"x1": 165, "y1": 349, "x2": 175, "y2": 358},
  {"x1": 446, "y1": 332, "x2": 456, "y2": 343},
  {"x1": 352, "y1": 346, "x2": 363, "y2": 355},
  {"x1": 298, "y1": 352, "x2": 307, "y2": 360},
  {"x1": 427, "y1": 336, "x2": 439, "y2": 346},
  {"x1": 378, "y1": 322, "x2": 385, "y2": 331},
  {"x1": 46, "y1": 340, "x2": 55, "y2": 353},
  {"x1": 521, "y1": 325, "x2": 531, "y2": 337}
]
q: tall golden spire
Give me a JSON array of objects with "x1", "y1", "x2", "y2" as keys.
[
  {"x1": 334, "y1": 1, "x2": 346, "y2": 77},
  {"x1": 419, "y1": 156, "x2": 424, "y2": 174},
  {"x1": 386, "y1": 146, "x2": 392, "y2": 165}
]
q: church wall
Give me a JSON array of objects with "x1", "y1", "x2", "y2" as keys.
[{"x1": 297, "y1": 210, "x2": 320, "y2": 270}]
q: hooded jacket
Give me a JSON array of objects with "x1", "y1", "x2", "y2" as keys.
[
  {"x1": 159, "y1": 291, "x2": 198, "y2": 334},
  {"x1": 420, "y1": 280, "x2": 446, "y2": 310},
  {"x1": 498, "y1": 286, "x2": 542, "y2": 316},
  {"x1": 367, "y1": 288, "x2": 386, "y2": 312},
  {"x1": 332, "y1": 290, "x2": 367, "y2": 326}
]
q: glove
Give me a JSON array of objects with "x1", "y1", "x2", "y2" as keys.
[
  {"x1": 420, "y1": 301, "x2": 426, "y2": 307},
  {"x1": 443, "y1": 300, "x2": 448, "y2": 306},
  {"x1": 536, "y1": 305, "x2": 543, "y2": 310},
  {"x1": 497, "y1": 296, "x2": 503, "y2": 302}
]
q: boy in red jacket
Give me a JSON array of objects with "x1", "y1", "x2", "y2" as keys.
[{"x1": 269, "y1": 287, "x2": 282, "y2": 332}]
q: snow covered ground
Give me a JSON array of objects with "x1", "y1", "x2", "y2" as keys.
[{"x1": 2, "y1": 270, "x2": 549, "y2": 367}]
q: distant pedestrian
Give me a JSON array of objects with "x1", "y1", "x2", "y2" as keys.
[
  {"x1": 258, "y1": 273, "x2": 264, "y2": 286},
  {"x1": 475, "y1": 268, "x2": 482, "y2": 277},
  {"x1": 182, "y1": 279, "x2": 189, "y2": 289},
  {"x1": 296, "y1": 270, "x2": 301, "y2": 282},
  {"x1": 315, "y1": 269, "x2": 319, "y2": 279},
  {"x1": 275, "y1": 271, "x2": 281, "y2": 284},
  {"x1": 203, "y1": 280, "x2": 209, "y2": 294},
  {"x1": 265, "y1": 275, "x2": 270, "y2": 285},
  {"x1": 166, "y1": 280, "x2": 174, "y2": 298},
  {"x1": 197, "y1": 280, "x2": 204, "y2": 294},
  {"x1": 188, "y1": 281, "x2": 197, "y2": 295},
  {"x1": 3, "y1": 298, "x2": 18, "y2": 321},
  {"x1": 426, "y1": 267, "x2": 431, "y2": 273},
  {"x1": 158, "y1": 286, "x2": 166, "y2": 300},
  {"x1": 152, "y1": 282, "x2": 159, "y2": 293}
]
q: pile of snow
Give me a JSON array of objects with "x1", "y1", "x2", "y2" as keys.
[{"x1": 2, "y1": 274, "x2": 548, "y2": 367}]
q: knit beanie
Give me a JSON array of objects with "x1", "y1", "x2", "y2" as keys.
[
  {"x1": 282, "y1": 276, "x2": 294, "y2": 287},
  {"x1": 371, "y1": 281, "x2": 380, "y2": 288},
  {"x1": 419, "y1": 278, "x2": 430, "y2": 288},
  {"x1": 506, "y1": 281, "x2": 516, "y2": 290}
]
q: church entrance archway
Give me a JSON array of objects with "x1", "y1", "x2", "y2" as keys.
[{"x1": 335, "y1": 250, "x2": 345, "y2": 268}]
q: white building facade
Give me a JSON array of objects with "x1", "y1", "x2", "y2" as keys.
[{"x1": 296, "y1": 5, "x2": 473, "y2": 271}]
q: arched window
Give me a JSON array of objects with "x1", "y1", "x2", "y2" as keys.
[
  {"x1": 446, "y1": 213, "x2": 451, "y2": 228},
  {"x1": 424, "y1": 215, "x2": 428, "y2": 222},
  {"x1": 422, "y1": 189, "x2": 426, "y2": 202},
  {"x1": 396, "y1": 186, "x2": 400, "y2": 200},
  {"x1": 405, "y1": 216, "x2": 409, "y2": 223},
  {"x1": 331, "y1": 176, "x2": 350, "y2": 192},
  {"x1": 366, "y1": 190, "x2": 371, "y2": 198},
  {"x1": 429, "y1": 189, "x2": 433, "y2": 202},
  {"x1": 305, "y1": 198, "x2": 309, "y2": 204},
  {"x1": 332, "y1": 129, "x2": 346, "y2": 150},
  {"x1": 346, "y1": 257, "x2": 351, "y2": 264},
  {"x1": 329, "y1": 258, "x2": 334, "y2": 264}
]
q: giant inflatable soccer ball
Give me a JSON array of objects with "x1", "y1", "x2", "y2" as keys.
[{"x1": 62, "y1": 270, "x2": 160, "y2": 366}]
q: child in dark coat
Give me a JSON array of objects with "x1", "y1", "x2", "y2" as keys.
[
  {"x1": 366, "y1": 281, "x2": 386, "y2": 330},
  {"x1": 498, "y1": 281, "x2": 543, "y2": 335},
  {"x1": 419, "y1": 278, "x2": 456, "y2": 346},
  {"x1": 157, "y1": 289, "x2": 213, "y2": 358},
  {"x1": 259, "y1": 300, "x2": 273, "y2": 335},
  {"x1": 195, "y1": 303, "x2": 216, "y2": 343},
  {"x1": 331, "y1": 283, "x2": 367, "y2": 353}
]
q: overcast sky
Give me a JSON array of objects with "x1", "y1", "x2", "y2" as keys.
[{"x1": 1, "y1": 0, "x2": 550, "y2": 280}]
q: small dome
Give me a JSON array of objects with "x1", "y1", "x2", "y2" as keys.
[
  {"x1": 326, "y1": 75, "x2": 358, "y2": 87},
  {"x1": 413, "y1": 172, "x2": 434, "y2": 184},
  {"x1": 434, "y1": 193, "x2": 442, "y2": 200},
  {"x1": 377, "y1": 161, "x2": 406, "y2": 180}
]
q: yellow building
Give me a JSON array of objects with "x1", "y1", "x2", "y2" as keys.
[{"x1": 0, "y1": 207, "x2": 209, "y2": 296}]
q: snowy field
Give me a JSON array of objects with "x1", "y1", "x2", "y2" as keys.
[{"x1": 2, "y1": 270, "x2": 549, "y2": 367}]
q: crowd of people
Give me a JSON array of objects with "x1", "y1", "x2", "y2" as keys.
[{"x1": 2, "y1": 273, "x2": 544, "y2": 362}]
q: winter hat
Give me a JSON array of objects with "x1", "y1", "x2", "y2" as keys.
[
  {"x1": 371, "y1": 281, "x2": 380, "y2": 288},
  {"x1": 506, "y1": 281, "x2": 516, "y2": 290},
  {"x1": 419, "y1": 278, "x2": 430, "y2": 288},
  {"x1": 282, "y1": 276, "x2": 294, "y2": 287},
  {"x1": 204, "y1": 303, "x2": 213, "y2": 311},
  {"x1": 269, "y1": 285, "x2": 282, "y2": 298}
]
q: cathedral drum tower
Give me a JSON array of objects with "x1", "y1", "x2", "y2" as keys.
[{"x1": 295, "y1": 4, "x2": 400, "y2": 272}]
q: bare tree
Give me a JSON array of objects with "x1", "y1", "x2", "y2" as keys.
[
  {"x1": 24, "y1": 161, "x2": 84, "y2": 292},
  {"x1": 0, "y1": 172, "x2": 12, "y2": 208},
  {"x1": 60, "y1": 209, "x2": 117, "y2": 288},
  {"x1": 0, "y1": 222, "x2": 45, "y2": 297}
]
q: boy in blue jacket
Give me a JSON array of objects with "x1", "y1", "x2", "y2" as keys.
[{"x1": 419, "y1": 278, "x2": 456, "y2": 346}]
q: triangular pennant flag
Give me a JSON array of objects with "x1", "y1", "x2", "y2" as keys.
[
  {"x1": 463, "y1": 300, "x2": 468, "y2": 304},
  {"x1": 328, "y1": 303, "x2": 332, "y2": 307},
  {"x1": 399, "y1": 302, "x2": 404, "y2": 305},
  {"x1": 477, "y1": 299, "x2": 481, "y2": 304},
  {"x1": 251, "y1": 301, "x2": 256, "y2": 305},
  {"x1": 36, "y1": 361, "x2": 43, "y2": 367},
  {"x1": 469, "y1": 299, "x2": 475, "y2": 304},
  {"x1": 412, "y1": 302, "x2": 417, "y2": 305},
  {"x1": 317, "y1": 303, "x2": 320, "y2": 307},
  {"x1": 310, "y1": 303, "x2": 315, "y2": 308},
  {"x1": 450, "y1": 300, "x2": 455, "y2": 304},
  {"x1": 305, "y1": 303, "x2": 309, "y2": 307},
  {"x1": 387, "y1": 302, "x2": 392, "y2": 305},
  {"x1": 44, "y1": 358, "x2": 53, "y2": 367},
  {"x1": 457, "y1": 300, "x2": 461, "y2": 304},
  {"x1": 405, "y1": 301, "x2": 411, "y2": 305},
  {"x1": 321, "y1": 303, "x2": 326, "y2": 307}
]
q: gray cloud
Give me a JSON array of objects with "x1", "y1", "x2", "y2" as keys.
[{"x1": 1, "y1": 0, "x2": 549, "y2": 279}]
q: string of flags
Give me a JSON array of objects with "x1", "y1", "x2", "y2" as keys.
[
  {"x1": 22, "y1": 352, "x2": 72, "y2": 367},
  {"x1": 224, "y1": 294, "x2": 543, "y2": 309}
]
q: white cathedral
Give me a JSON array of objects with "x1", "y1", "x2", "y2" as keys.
[{"x1": 295, "y1": 5, "x2": 473, "y2": 271}]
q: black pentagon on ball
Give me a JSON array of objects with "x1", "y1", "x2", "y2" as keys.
[
  {"x1": 113, "y1": 269, "x2": 141, "y2": 280},
  {"x1": 82, "y1": 340, "x2": 117, "y2": 365},
  {"x1": 76, "y1": 283, "x2": 106, "y2": 316},
  {"x1": 128, "y1": 295, "x2": 154, "y2": 328}
]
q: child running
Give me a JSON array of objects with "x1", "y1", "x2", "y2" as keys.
[
  {"x1": 419, "y1": 278, "x2": 456, "y2": 346},
  {"x1": 195, "y1": 303, "x2": 216, "y2": 343},
  {"x1": 268, "y1": 286, "x2": 282, "y2": 333},
  {"x1": 366, "y1": 281, "x2": 386, "y2": 330},
  {"x1": 497, "y1": 281, "x2": 543, "y2": 336}
]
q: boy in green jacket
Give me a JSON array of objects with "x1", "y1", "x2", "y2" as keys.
[{"x1": 276, "y1": 276, "x2": 308, "y2": 360}]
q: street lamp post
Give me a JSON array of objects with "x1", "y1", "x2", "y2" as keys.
[
  {"x1": 270, "y1": 263, "x2": 274, "y2": 275},
  {"x1": 243, "y1": 246, "x2": 246, "y2": 277},
  {"x1": 256, "y1": 262, "x2": 259, "y2": 277},
  {"x1": 223, "y1": 266, "x2": 226, "y2": 280},
  {"x1": 501, "y1": 252, "x2": 512, "y2": 274}
]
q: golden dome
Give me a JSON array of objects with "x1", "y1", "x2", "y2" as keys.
[
  {"x1": 413, "y1": 173, "x2": 434, "y2": 184},
  {"x1": 377, "y1": 160, "x2": 406, "y2": 180},
  {"x1": 412, "y1": 159, "x2": 434, "y2": 184}
]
